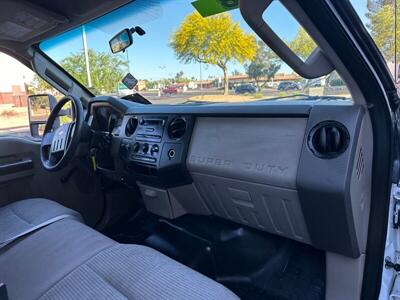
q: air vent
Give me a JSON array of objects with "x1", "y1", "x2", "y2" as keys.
[
  {"x1": 168, "y1": 117, "x2": 187, "y2": 140},
  {"x1": 308, "y1": 121, "x2": 350, "y2": 158},
  {"x1": 125, "y1": 117, "x2": 138, "y2": 136}
]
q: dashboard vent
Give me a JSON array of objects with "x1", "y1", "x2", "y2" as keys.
[
  {"x1": 168, "y1": 117, "x2": 187, "y2": 140},
  {"x1": 125, "y1": 117, "x2": 138, "y2": 136},
  {"x1": 309, "y1": 121, "x2": 350, "y2": 158}
]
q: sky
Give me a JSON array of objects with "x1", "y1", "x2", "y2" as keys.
[
  {"x1": 0, "y1": 53, "x2": 34, "y2": 93},
  {"x1": 40, "y1": 0, "x2": 369, "y2": 84}
]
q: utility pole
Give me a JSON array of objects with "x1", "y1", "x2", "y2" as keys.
[
  {"x1": 126, "y1": 48, "x2": 131, "y2": 73},
  {"x1": 81, "y1": 25, "x2": 92, "y2": 88},
  {"x1": 199, "y1": 61, "x2": 203, "y2": 97}
]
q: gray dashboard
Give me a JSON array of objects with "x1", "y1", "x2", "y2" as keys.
[{"x1": 88, "y1": 97, "x2": 372, "y2": 259}]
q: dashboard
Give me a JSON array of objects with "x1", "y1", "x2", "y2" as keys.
[{"x1": 86, "y1": 96, "x2": 372, "y2": 260}]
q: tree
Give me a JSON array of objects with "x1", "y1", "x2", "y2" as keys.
[
  {"x1": 366, "y1": 0, "x2": 399, "y2": 62},
  {"x1": 175, "y1": 71, "x2": 185, "y2": 82},
  {"x1": 174, "y1": 70, "x2": 191, "y2": 83},
  {"x1": 30, "y1": 75, "x2": 56, "y2": 94},
  {"x1": 60, "y1": 49, "x2": 128, "y2": 94},
  {"x1": 170, "y1": 12, "x2": 257, "y2": 95},
  {"x1": 289, "y1": 27, "x2": 317, "y2": 60},
  {"x1": 367, "y1": 0, "x2": 393, "y2": 15},
  {"x1": 231, "y1": 69, "x2": 241, "y2": 76},
  {"x1": 245, "y1": 40, "x2": 281, "y2": 88}
]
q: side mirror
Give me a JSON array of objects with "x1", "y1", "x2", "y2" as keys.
[{"x1": 27, "y1": 94, "x2": 57, "y2": 138}]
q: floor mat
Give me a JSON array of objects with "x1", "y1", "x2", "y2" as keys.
[{"x1": 104, "y1": 210, "x2": 325, "y2": 300}]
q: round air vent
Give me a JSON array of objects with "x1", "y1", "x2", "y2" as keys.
[
  {"x1": 125, "y1": 117, "x2": 138, "y2": 136},
  {"x1": 168, "y1": 117, "x2": 187, "y2": 140},
  {"x1": 308, "y1": 121, "x2": 350, "y2": 158}
]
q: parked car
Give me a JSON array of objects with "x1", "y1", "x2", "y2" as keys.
[
  {"x1": 162, "y1": 86, "x2": 178, "y2": 94},
  {"x1": 277, "y1": 81, "x2": 300, "y2": 91},
  {"x1": 235, "y1": 84, "x2": 257, "y2": 94}
]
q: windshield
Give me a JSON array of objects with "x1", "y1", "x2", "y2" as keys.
[{"x1": 40, "y1": 0, "x2": 351, "y2": 105}]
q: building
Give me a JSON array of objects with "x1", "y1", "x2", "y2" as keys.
[
  {"x1": 0, "y1": 53, "x2": 33, "y2": 107},
  {"x1": 0, "y1": 85, "x2": 27, "y2": 107}
]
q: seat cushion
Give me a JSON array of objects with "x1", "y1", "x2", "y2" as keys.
[
  {"x1": 0, "y1": 219, "x2": 116, "y2": 300},
  {"x1": 0, "y1": 198, "x2": 82, "y2": 245},
  {"x1": 0, "y1": 218, "x2": 238, "y2": 300},
  {"x1": 40, "y1": 244, "x2": 239, "y2": 300}
]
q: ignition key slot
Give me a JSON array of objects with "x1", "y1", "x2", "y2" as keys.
[{"x1": 168, "y1": 149, "x2": 175, "y2": 159}]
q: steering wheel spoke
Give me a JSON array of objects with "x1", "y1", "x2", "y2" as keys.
[
  {"x1": 42, "y1": 131, "x2": 54, "y2": 147},
  {"x1": 50, "y1": 124, "x2": 71, "y2": 154}
]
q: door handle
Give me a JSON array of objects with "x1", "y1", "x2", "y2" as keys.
[{"x1": 0, "y1": 159, "x2": 33, "y2": 176}]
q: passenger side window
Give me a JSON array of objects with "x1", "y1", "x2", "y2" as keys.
[{"x1": 0, "y1": 52, "x2": 59, "y2": 138}]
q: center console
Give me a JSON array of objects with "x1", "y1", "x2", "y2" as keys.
[{"x1": 119, "y1": 114, "x2": 194, "y2": 187}]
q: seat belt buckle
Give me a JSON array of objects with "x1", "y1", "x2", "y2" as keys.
[{"x1": 0, "y1": 283, "x2": 8, "y2": 300}]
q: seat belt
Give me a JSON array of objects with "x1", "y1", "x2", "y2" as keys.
[{"x1": 0, "y1": 214, "x2": 74, "y2": 249}]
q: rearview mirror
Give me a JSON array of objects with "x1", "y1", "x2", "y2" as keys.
[
  {"x1": 109, "y1": 29, "x2": 133, "y2": 54},
  {"x1": 109, "y1": 27, "x2": 146, "y2": 54},
  {"x1": 27, "y1": 94, "x2": 57, "y2": 138}
]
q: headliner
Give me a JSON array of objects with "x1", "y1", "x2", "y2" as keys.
[{"x1": 0, "y1": 0, "x2": 132, "y2": 62}]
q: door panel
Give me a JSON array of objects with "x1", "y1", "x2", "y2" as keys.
[
  {"x1": 0, "y1": 157, "x2": 33, "y2": 177},
  {"x1": 0, "y1": 136, "x2": 103, "y2": 226}
]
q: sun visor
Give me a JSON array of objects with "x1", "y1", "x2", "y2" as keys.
[
  {"x1": 192, "y1": 0, "x2": 238, "y2": 17},
  {"x1": 0, "y1": 1, "x2": 67, "y2": 42}
]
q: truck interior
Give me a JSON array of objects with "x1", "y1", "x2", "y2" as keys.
[{"x1": 0, "y1": 0, "x2": 397, "y2": 299}]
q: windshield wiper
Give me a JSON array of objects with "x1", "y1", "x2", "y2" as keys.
[
  {"x1": 179, "y1": 94, "x2": 349, "y2": 105},
  {"x1": 179, "y1": 100, "x2": 222, "y2": 105}
]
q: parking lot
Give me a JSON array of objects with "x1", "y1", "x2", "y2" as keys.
[{"x1": 141, "y1": 87, "x2": 294, "y2": 104}]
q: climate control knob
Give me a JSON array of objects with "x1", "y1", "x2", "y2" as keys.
[
  {"x1": 142, "y1": 143, "x2": 149, "y2": 153},
  {"x1": 132, "y1": 142, "x2": 140, "y2": 152},
  {"x1": 150, "y1": 144, "x2": 159, "y2": 155}
]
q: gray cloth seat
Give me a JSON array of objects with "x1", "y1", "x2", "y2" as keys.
[
  {"x1": 0, "y1": 200, "x2": 238, "y2": 300},
  {"x1": 0, "y1": 198, "x2": 82, "y2": 246}
]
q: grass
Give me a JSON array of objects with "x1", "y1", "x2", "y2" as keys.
[{"x1": 252, "y1": 92, "x2": 264, "y2": 99}]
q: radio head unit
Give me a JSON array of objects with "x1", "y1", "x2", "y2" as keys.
[{"x1": 119, "y1": 115, "x2": 194, "y2": 187}]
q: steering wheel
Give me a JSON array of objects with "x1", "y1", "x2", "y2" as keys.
[{"x1": 40, "y1": 95, "x2": 84, "y2": 172}]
